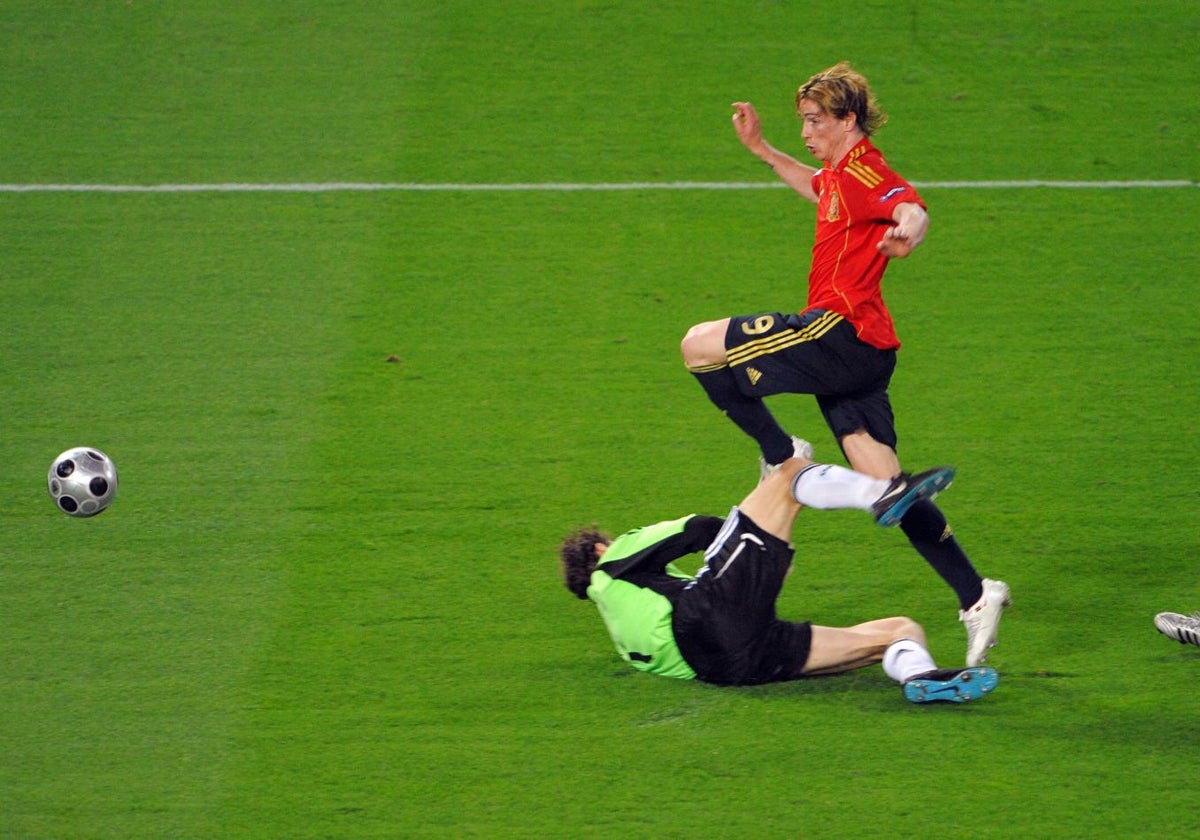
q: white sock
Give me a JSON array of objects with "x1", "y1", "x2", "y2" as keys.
[
  {"x1": 882, "y1": 638, "x2": 937, "y2": 684},
  {"x1": 791, "y1": 464, "x2": 889, "y2": 511}
]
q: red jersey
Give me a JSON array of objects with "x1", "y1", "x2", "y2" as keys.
[{"x1": 806, "y1": 138, "x2": 924, "y2": 350}]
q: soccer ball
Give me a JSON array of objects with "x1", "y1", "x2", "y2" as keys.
[{"x1": 47, "y1": 447, "x2": 119, "y2": 517}]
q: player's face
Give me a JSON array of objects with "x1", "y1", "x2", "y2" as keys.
[{"x1": 798, "y1": 100, "x2": 854, "y2": 164}]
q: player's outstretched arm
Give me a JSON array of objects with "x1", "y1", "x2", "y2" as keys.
[{"x1": 731, "y1": 102, "x2": 819, "y2": 203}]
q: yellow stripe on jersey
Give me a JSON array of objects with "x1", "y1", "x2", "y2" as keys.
[
  {"x1": 846, "y1": 160, "x2": 884, "y2": 189},
  {"x1": 688, "y1": 361, "x2": 729, "y2": 373},
  {"x1": 726, "y1": 311, "x2": 843, "y2": 367}
]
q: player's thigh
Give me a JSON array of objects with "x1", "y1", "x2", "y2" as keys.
[{"x1": 725, "y1": 311, "x2": 846, "y2": 395}]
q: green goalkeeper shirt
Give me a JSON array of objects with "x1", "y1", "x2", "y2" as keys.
[{"x1": 586, "y1": 514, "x2": 724, "y2": 680}]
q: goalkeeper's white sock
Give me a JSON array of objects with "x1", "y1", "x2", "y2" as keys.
[
  {"x1": 790, "y1": 463, "x2": 889, "y2": 510},
  {"x1": 882, "y1": 638, "x2": 937, "y2": 684}
]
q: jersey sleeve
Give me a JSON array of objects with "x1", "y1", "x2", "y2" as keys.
[
  {"x1": 677, "y1": 515, "x2": 724, "y2": 554},
  {"x1": 864, "y1": 166, "x2": 926, "y2": 219},
  {"x1": 844, "y1": 150, "x2": 925, "y2": 221},
  {"x1": 599, "y1": 514, "x2": 724, "y2": 580},
  {"x1": 874, "y1": 177, "x2": 924, "y2": 217}
]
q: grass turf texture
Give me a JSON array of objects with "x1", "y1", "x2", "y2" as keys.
[{"x1": 2, "y1": 2, "x2": 1199, "y2": 837}]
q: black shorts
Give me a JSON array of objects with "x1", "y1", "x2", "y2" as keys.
[
  {"x1": 725, "y1": 309, "x2": 899, "y2": 450},
  {"x1": 672, "y1": 508, "x2": 813, "y2": 686}
]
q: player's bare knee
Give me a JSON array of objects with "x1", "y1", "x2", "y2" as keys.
[
  {"x1": 679, "y1": 330, "x2": 693, "y2": 363},
  {"x1": 679, "y1": 324, "x2": 703, "y2": 365},
  {"x1": 681, "y1": 320, "x2": 727, "y2": 368}
]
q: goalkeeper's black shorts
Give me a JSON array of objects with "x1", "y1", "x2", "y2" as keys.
[{"x1": 672, "y1": 507, "x2": 813, "y2": 686}]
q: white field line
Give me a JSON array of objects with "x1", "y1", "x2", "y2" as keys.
[{"x1": 0, "y1": 180, "x2": 1195, "y2": 193}]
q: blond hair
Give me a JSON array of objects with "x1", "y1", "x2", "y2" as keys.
[{"x1": 796, "y1": 61, "x2": 888, "y2": 136}]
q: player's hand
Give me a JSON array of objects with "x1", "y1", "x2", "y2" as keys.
[
  {"x1": 731, "y1": 101, "x2": 764, "y2": 150},
  {"x1": 878, "y1": 202, "x2": 928, "y2": 258},
  {"x1": 877, "y1": 226, "x2": 917, "y2": 258}
]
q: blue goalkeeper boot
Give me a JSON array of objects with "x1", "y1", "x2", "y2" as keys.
[{"x1": 903, "y1": 666, "x2": 999, "y2": 704}]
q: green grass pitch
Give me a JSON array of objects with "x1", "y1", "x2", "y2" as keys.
[{"x1": 2, "y1": 2, "x2": 1199, "y2": 837}]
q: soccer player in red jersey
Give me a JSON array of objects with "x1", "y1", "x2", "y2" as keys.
[{"x1": 680, "y1": 62, "x2": 1010, "y2": 667}]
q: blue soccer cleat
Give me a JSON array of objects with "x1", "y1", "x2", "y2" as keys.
[
  {"x1": 872, "y1": 466, "x2": 956, "y2": 527},
  {"x1": 903, "y1": 666, "x2": 999, "y2": 704}
]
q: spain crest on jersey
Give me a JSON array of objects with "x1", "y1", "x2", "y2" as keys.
[{"x1": 824, "y1": 187, "x2": 841, "y2": 222}]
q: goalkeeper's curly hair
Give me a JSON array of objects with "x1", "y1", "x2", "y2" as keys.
[
  {"x1": 559, "y1": 527, "x2": 610, "y2": 599},
  {"x1": 796, "y1": 61, "x2": 888, "y2": 136}
]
